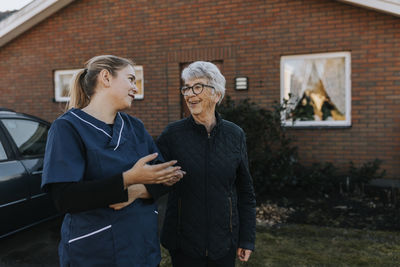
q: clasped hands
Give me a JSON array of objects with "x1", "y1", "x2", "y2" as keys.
[
  {"x1": 123, "y1": 152, "x2": 185, "y2": 186},
  {"x1": 110, "y1": 153, "x2": 185, "y2": 210}
]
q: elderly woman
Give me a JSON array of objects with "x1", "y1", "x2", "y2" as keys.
[{"x1": 145, "y1": 61, "x2": 256, "y2": 267}]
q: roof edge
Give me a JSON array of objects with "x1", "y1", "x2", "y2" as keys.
[
  {"x1": 337, "y1": 0, "x2": 400, "y2": 18},
  {"x1": 0, "y1": 0, "x2": 75, "y2": 48},
  {"x1": 0, "y1": 0, "x2": 399, "y2": 48}
]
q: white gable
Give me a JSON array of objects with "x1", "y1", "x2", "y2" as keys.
[
  {"x1": 0, "y1": 0, "x2": 399, "y2": 48},
  {"x1": 337, "y1": 0, "x2": 400, "y2": 17},
  {"x1": 0, "y1": 0, "x2": 75, "y2": 47}
]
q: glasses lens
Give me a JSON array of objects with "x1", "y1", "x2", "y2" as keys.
[
  {"x1": 181, "y1": 87, "x2": 189, "y2": 95},
  {"x1": 193, "y1": 84, "x2": 203, "y2": 95}
]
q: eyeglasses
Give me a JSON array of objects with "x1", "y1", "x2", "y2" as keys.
[{"x1": 180, "y1": 83, "x2": 215, "y2": 96}]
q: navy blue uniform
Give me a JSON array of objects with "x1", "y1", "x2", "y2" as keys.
[{"x1": 42, "y1": 108, "x2": 162, "y2": 267}]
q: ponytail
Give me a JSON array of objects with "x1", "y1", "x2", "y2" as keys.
[
  {"x1": 66, "y1": 69, "x2": 90, "y2": 111},
  {"x1": 66, "y1": 55, "x2": 134, "y2": 111}
]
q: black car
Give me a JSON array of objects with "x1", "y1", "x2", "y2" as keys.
[{"x1": 0, "y1": 108, "x2": 58, "y2": 238}]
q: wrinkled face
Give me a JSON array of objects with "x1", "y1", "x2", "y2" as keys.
[
  {"x1": 109, "y1": 65, "x2": 137, "y2": 110},
  {"x1": 183, "y1": 78, "x2": 220, "y2": 117}
]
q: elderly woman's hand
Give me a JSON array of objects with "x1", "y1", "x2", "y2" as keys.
[
  {"x1": 163, "y1": 169, "x2": 186, "y2": 186},
  {"x1": 237, "y1": 248, "x2": 252, "y2": 262},
  {"x1": 109, "y1": 184, "x2": 150, "y2": 210}
]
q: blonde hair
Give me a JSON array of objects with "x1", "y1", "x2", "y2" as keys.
[{"x1": 67, "y1": 55, "x2": 134, "y2": 110}]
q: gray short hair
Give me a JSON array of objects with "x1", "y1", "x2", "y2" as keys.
[{"x1": 181, "y1": 61, "x2": 226, "y2": 105}]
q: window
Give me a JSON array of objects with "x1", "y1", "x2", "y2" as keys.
[
  {"x1": 280, "y1": 52, "x2": 351, "y2": 127},
  {"x1": 0, "y1": 140, "x2": 7, "y2": 161},
  {"x1": 54, "y1": 69, "x2": 81, "y2": 102},
  {"x1": 1, "y1": 119, "x2": 48, "y2": 157},
  {"x1": 54, "y1": 66, "x2": 144, "y2": 102},
  {"x1": 133, "y1": 66, "x2": 144, "y2": 100}
]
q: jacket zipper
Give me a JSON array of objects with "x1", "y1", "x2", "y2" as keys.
[
  {"x1": 177, "y1": 197, "x2": 182, "y2": 235},
  {"x1": 228, "y1": 196, "x2": 233, "y2": 233},
  {"x1": 205, "y1": 132, "x2": 211, "y2": 257}
]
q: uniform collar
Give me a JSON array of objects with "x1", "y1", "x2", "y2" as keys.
[{"x1": 69, "y1": 108, "x2": 126, "y2": 150}]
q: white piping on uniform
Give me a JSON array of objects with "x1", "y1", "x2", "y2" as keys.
[
  {"x1": 70, "y1": 111, "x2": 112, "y2": 138},
  {"x1": 68, "y1": 225, "x2": 112, "y2": 244},
  {"x1": 114, "y1": 112, "x2": 124, "y2": 151}
]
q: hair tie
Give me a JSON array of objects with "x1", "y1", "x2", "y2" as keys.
[{"x1": 80, "y1": 69, "x2": 88, "y2": 91}]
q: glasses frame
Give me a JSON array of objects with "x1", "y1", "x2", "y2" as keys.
[{"x1": 180, "y1": 83, "x2": 215, "y2": 96}]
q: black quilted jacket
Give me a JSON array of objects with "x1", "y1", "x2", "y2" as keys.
[{"x1": 146, "y1": 113, "x2": 256, "y2": 260}]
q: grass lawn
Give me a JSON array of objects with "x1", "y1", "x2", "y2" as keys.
[{"x1": 160, "y1": 224, "x2": 400, "y2": 266}]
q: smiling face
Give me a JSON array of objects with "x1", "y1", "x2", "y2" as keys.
[
  {"x1": 183, "y1": 77, "x2": 220, "y2": 118},
  {"x1": 108, "y1": 65, "x2": 138, "y2": 110}
]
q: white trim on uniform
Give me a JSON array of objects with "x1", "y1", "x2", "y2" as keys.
[
  {"x1": 114, "y1": 112, "x2": 124, "y2": 151},
  {"x1": 68, "y1": 225, "x2": 112, "y2": 244},
  {"x1": 70, "y1": 111, "x2": 112, "y2": 138}
]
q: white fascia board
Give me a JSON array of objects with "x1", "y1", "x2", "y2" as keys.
[
  {"x1": 337, "y1": 0, "x2": 400, "y2": 17},
  {"x1": 0, "y1": 0, "x2": 75, "y2": 47}
]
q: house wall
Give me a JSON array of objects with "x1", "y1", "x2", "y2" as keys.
[{"x1": 0, "y1": 0, "x2": 399, "y2": 178}]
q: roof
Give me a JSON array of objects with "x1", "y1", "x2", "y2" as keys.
[
  {"x1": 0, "y1": 0, "x2": 75, "y2": 47},
  {"x1": 0, "y1": 0, "x2": 399, "y2": 48},
  {"x1": 0, "y1": 11, "x2": 17, "y2": 21},
  {"x1": 337, "y1": 0, "x2": 400, "y2": 17}
]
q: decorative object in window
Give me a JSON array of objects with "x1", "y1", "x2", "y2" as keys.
[{"x1": 280, "y1": 52, "x2": 351, "y2": 127}]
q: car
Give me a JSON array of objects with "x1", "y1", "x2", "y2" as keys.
[{"x1": 0, "y1": 108, "x2": 58, "y2": 238}]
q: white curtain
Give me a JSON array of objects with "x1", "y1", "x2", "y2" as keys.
[{"x1": 288, "y1": 57, "x2": 346, "y2": 115}]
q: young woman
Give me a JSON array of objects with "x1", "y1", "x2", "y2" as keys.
[{"x1": 42, "y1": 55, "x2": 183, "y2": 267}]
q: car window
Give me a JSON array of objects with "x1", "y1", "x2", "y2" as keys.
[
  {"x1": 0, "y1": 139, "x2": 7, "y2": 160},
  {"x1": 1, "y1": 119, "x2": 48, "y2": 157}
]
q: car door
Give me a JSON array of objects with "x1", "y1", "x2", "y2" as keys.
[
  {"x1": 0, "y1": 118, "x2": 57, "y2": 236},
  {"x1": 0, "y1": 125, "x2": 31, "y2": 237}
]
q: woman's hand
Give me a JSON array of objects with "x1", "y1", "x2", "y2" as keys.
[
  {"x1": 109, "y1": 184, "x2": 150, "y2": 210},
  {"x1": 237, "y1": 248, "x2": 252, "y2": 262},
  {"x1": 163, "y1": 170, "x2": 186, "y2": 186},
  {"x1": 123, "y1": 153, "x2": 182, "y2": 186}
]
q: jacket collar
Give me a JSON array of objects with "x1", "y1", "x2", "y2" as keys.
[{"x1": 188, "y1": 111, "x2": 222, "y2": 135}]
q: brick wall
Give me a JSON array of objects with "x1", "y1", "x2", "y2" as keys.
[{"x1": 0, "y1": 0, "x2": 399, "y2": 178}]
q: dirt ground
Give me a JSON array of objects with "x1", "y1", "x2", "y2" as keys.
[{"x1": 260, "y1": 186, "x2": 400, "y2": 231}]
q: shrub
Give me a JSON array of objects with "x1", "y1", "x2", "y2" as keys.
[
  {"x1": 345, "y1": 159, "x2": 386, "y2": 193},
  {"x1": 218, "y1": 97, "x2": 298, "y2": 196},
  {"x1": 218, "y1": 97, "x2": 386, "y2": 199},
  {"x1": 294, "y1": 162, "x2": 340, "y2": 195}
]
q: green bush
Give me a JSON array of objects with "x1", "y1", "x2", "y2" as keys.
[
  {"x1": 218, "y1": 97, "x2": 386, "y2": 198},
  {"x1": 345, "y1": 159, "x2": 386, "y2": 193},
  {"x1": 218, "y1": 97, "x2": 298, "y2": 196},
  {"x1": 294, "y1": 162, "x2": 340, "y2": 195}
]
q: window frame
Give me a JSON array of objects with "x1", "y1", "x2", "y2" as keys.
[
  {"x1": 0, "y1": 118, "x2": 49, "y2": 160},
  {"x1": 0, "y1": 124, "x2": 14, "y2": 162},
  {"x1": 280, "y1": 51, "x2": 351, "y2": 128},
  {"x1": 54, "y1": 66, "x2": 145, "y2": 102},
  {"x1": 133, "y1": 65, "x2": 144, "y2": 100},
  {"x1": 54, "y1": 69, "x2": 82, "y2": 102}
]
